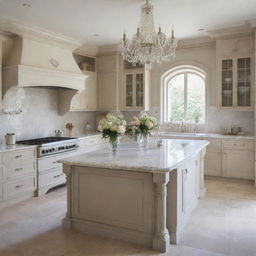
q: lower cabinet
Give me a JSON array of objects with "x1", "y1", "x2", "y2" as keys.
[
  {"x1": 222, "y1": 150, "x2": 254, "y2": 180},
  {"x1": 167, "y1": 155, "x2": 199, "y2": 244},
  {"x1": 205, "y1": 149, "x2": 222, "y2": 176},
  {"x1": 0, "y1": 147, "x2": 37, "y2": 207}
]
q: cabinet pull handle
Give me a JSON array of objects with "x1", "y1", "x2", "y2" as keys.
[
  {"x1": 184, "y1": 169, "x2": 188, "y2": 181},
  {"x1": 52, "y1": 161, "x2": 58, "y2": 164},
  {"x1": 53, "y1": 174, "x2": 63, "y2": 178},
  {"x1": 16, "y1": 184, "x2": 24, "y2": 189},
  {"x1": 15, "y1": 155, "x2": 23, "y2": 158},
  {"x1": 15, "y1": 168, "x2": 23, "y2": 171}
]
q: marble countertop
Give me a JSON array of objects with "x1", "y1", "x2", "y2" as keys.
[
  {"x1": 157, "y1": 132, "x2": 255, "y2": 140},
  {"x1": 0, "y1": 144, "x2": 37, "y2": 153},
  {"x1": 59, "y1": 139, "x2": 209, "y2": 173},
  {"x1": 76, "y1": 132, "x2": 101, "y2": 139}
]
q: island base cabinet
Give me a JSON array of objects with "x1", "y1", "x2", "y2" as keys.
[
  {"x1": 222, "y1": 150, "x2": 254, "y2": 180},
  {"x1": 65, "y1": 166, "x2": 154, "y2": 248},
  {"x1": 205, "y1": 150, "x2": 222, "y2": 176},
  {"x1": 167, "y1": 156, "x2": 199, "y2": 244}
]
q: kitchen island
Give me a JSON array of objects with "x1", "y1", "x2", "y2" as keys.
[{"x1": 60, "y1": 139, "x2": 209, "y2": 252}]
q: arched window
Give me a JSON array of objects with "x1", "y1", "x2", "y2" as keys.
[{"x1": 161, "y1": 65, "x2": 207, "y2": 124}]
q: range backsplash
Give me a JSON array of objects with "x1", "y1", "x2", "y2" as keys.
[{"x1": 0, "y1": 88, "x2": 97, "y2": 144}]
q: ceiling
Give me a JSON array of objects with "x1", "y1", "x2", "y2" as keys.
[{"x1": 0, "y1": 0, "x2": 256, "y2": 46}]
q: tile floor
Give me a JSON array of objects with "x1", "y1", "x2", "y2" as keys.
[{"x1": 0, "y1": 177, "x2": 256, "y2": 256}]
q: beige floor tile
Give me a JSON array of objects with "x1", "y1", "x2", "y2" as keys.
[{"x1": 0, "y1": 179, "x2": 255, "y2": 256}]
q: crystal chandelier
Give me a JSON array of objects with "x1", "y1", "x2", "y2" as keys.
[{"x1": 120, "y1": 0, "x2": 178, "y2": 65}]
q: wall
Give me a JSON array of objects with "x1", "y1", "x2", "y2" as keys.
[
  {"x1": 0, "y1": 88, "x2": 97, "y2": 143},
  {"x1": 142, "y1": 43, "x2": 255, "y2": 135}
]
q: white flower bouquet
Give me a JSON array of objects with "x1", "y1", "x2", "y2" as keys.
[
  {"x1": 98, "y1": 113, "x2": 127, "y2": 152},
  {"x1": 126, "y1": 114, "x2": 158, "y2": 139}
]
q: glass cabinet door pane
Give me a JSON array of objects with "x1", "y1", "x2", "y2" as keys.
[
  {"x1": 221, "y1": 59, "x2": 233, "y2": 107},
  {"x1": 136, "y1": 73, "x2": 144, "y2": 107},
  {"x1": 237, "y1": 58, "x2": 251, "y2": 107},
  {"x1": 126, "y1": 74, "x2": 133, "y2": 107}
]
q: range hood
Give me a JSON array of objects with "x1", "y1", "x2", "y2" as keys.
[{"x1": 2, "y1": 34, "x2": 87, "y2": 115}]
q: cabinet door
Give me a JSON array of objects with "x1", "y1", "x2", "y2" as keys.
[
  {"x1": 222, "y1": 150, "x2": 254, "y2": 180},
  {"x1": 237, "y1": 57, "x2": 251, "y2": 107},
  {"x1": 205, "y1": 149, "x2": 222, "y2": 176},
  {"x1": 85, "y1": 74, "x2": 97, "y2": 110},
  {"x1": 98, "y1": 73, "x2": 117, "y2": 110},
  {"x1": 125, "y1": 74, "x2": 133, "y2": 107},
  {"x1": 221, "y1": 59, "x2": 233, "y2": 107},
  {"x1": 135, "y1": 73, "x2": 144, "y2": 107}
]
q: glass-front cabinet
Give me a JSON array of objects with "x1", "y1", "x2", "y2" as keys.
[
  {"x1": 220, "y1": 56, "x2": 252, "y2": 110},
  {"x1": 124, "y1": 71, "x2": 144, "y2": 108},
  {"x1": 122, "y1": 68, "x2": 150, "y2": 111}
]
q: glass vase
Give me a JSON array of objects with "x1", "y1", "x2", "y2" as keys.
[
  {"x1": 138, "y1": 134, "x2": 149, "y2": 148},
  {"x1": 109, "y1": 137, "x2": 119, "y2": 154}
]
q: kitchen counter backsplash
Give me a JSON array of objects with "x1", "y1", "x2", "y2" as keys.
[{"x1": 0, "y1": 88, "x2": 97, "y2": 144}]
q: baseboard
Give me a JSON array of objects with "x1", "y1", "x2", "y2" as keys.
[{"x1": 66, "y1": 217, "x2": 153, "y2": 248}]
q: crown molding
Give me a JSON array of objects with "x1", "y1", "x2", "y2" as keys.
[
  {"x1": 74, "y1": 44, "x2": 99, "y2": 57},
  {"x1": 0, "y1": 16, "x2": 83, "y2": 48},
  {"x1": 207, "y1": 24, "x2": 253, "y2": 39},
  {"x1": 177, "y1": 36, "x2": 215, "y2": 49}
]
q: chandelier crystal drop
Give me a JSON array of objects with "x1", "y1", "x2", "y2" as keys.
[{"x1": 120, "y1": 0, "x2": 178, "y2": 65}]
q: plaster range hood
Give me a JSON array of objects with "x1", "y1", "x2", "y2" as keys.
[{"x1": 2, "y1": 34, "x2": 87, "y2": 115}]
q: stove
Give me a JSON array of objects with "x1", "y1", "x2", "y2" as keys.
[{"x1": 17, "y1": 137, "x2": 79, "y2": 157}]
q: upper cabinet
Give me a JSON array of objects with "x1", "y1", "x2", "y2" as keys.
[
  {"x1": 97, "y1": 53, "x2": 121, "y2": 111},
  {"x1": 121, "y1": 61, "x2": 150, "y2": 111},
  {"x1": 71, "y1": 53, "x2": 97, "y2": 111},
  {"x1": 217, "y1": 36, "x2": 254, "y2": 110}
]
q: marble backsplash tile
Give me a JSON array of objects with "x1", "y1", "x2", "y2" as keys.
[{"x1": 0, "y1": 88, "x2": 97, "y2": 144}]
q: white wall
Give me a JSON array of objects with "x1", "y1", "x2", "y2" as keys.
[
  {"x1": 144, "y1": 43, "x2": 255, "y2": 135},
  {"x1": 0, "y1": 88, "x2": 97, "y2": 143}
]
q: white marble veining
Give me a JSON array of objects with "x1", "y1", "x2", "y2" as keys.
[
  {"x1": 157, "y1": 132, "x2": 255, "y2": 140},
  {"x1": 0, "y1": 88, "x2": 97, "y2": 144},
  {"x1": 0, "y1": 144, "x2": 37, "y2": 153},
  {"x1": 60, "y1": 139, "x2": 209, "y2": 173}
]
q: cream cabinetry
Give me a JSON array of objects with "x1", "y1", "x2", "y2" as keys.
[
  {"x1": 222, "y1": 149, "x2": 254, "y2": 180},
  {"x1": 205, "y1": 150, "x2": 222, "y2": 177},
  {"x1": 0, "y1": 38, "x2": 2, "y2": 113},
  {"x1": 168, "y1": 155, "x2": 199, "y2": 243},
  {"x1": 97, "y1": 54, "x2": 121, "y2": 111},
  {"x1": 217, "y1": 36, "x2": 254, "y2": 110},
  {"x1": 0, "y1": 147, "x2": 37, "y2": 207},
  {"x1": 70, "y1": 71, "x2": 97, "y2": 111},
  {"x1": 122, "y1": 67, "x2": 150, "y2": 111},
  {"x1": 71, "y1": 53, "x2": 97, "y2": 111}
]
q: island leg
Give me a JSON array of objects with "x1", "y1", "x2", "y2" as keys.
[
  {"x1": 199, "y1": 148, "x2": 207, "y2": 199},
  {"x1": 62, "y1": 164, "x2": 72, "y2": 230},
  {"x1": 153, "y1": 172, "x2": 170, "y2": 252}
]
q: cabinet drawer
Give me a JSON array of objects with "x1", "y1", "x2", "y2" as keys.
[
  {"x1": 3, "y1": 148, "x2": 36, "y2": 167},
  {"x1": 3, "y1": 175, "x2": 36, "y2": 199},
  {"x1": 39, "y1": 168, "x2": 66, "y2": 188},
  {"x1": 38, "y1": 155, "x2": 63, "y2": 172},
  {"x1": 222, "y1": 140, "x2": 254, "y2": 150},
  {"x1": 206, "y1": 139, "x2": 221, "y2": 149},
  {"x1": 3, "y1": 160, "x2": 36, "y2": 180}
]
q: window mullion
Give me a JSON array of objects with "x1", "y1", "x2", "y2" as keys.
[{"x1": 184, "y1": 73, "x2": 188, "y2": 121}]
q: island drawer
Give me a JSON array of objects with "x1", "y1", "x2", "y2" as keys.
[
  {"x1": 3, "y1": 160, "x2": 36, "y2": 180},
  {"x1": 3, "y1": 148, "x2": 36, "y2": 167},
  {"x1": 222, "y1": 140, "x2": 254, "y2": 150},
  {"x1": 39, "y1": 168, "x2": 66, "y2": 188},
  {"x1": 3, "y1": 175, "x2": 36, "y2": 200}
]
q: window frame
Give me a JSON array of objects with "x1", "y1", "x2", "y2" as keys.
[
  {"x1": 160, "y1": 65, "x2": 208, "y2": 125},
  {"x1": 167, "y1": 71, "x2": 206, "y2": 124}
]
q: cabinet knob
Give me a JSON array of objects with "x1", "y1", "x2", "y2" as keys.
[
  {"x1": 16, "y1": 184, "x2": 24, "y2": 189},
  {"x1": 15, "y1": 155, "x2": 23, "y2": 158}
]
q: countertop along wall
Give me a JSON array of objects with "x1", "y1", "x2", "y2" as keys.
[
  {"x1": 0, "y1": 88, "x2": 97, "y2": 144},
  {"x1": 122, "y1": 42, "x2": 255, "y2": 135}
]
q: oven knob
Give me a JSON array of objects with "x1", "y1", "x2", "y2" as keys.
[
  {"x1": 45, "y1": 150, "x2": 49, "y2": 153},
  {"x1": 52, "y1": 148, "x2": 55, "y2": 151},
  {"x1": 42, "y1": 150, "x2": 45, "y2": 154},
  {"x1": 49, "y1": 149, "x2": 52, "y2": 152}
]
